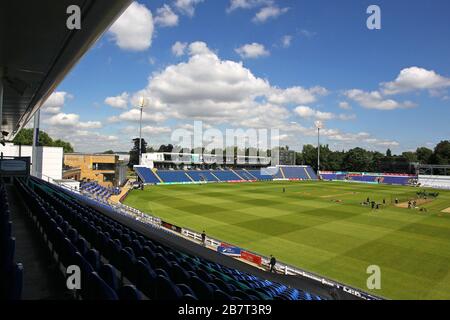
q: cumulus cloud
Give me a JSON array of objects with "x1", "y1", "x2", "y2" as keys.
[
  {"x1": 188, "y1": 41, "x2": 214, "y2": 55},
  {"x1": 253, "y1": 5, "x2": 289, "y2": 23},
  {"x1": 381, "y1": 67, "x2": 450, "y2": 95},
  {"x1": 108, "y1": 109, "x2": 168, "y2": 123},
  {"x1": 174, "y1": 0, "x2": 204, "y2": 17},
  {"x1": 227, "y1": 0, "x2": 272, "y2": 12},
  {"x1": 45, "y1": 126, "x2": 120, "y2": 153},
  {"x1": 104, "y1": 92, "x2": 129, "y2": 109},
  {"x1": 267, "y1": 86, "x2": 328, "y2": 105},
  {"x1": 344, "y1": 89, "x2": 416, "y2": 110},
  {"x1": 172, "y1": 41, "x2": 188, "y2": 56},
  {"x1": 108, "y1": 42, "x2": 328, "y2": 129},
  {"x1": 142, "y1": 126, "x2": 172, "y2": 134},
  {"x1": 338, "y1": 101, "x2": 351, "y2": 110},
  {"x1": 299, "y1": 29, "x2": 317, "y2": 38},
  {"x1": 235, "y1": 43, "x2": 270, "y2": 59},
  {"x1": 108, "y1": 2, "x2": 154, "y2": 51},
  {"x1": 45, "y1": 113, "x2": 102, "y2": 129},
  {"x1": 294, "y1": 106, "x2": 355, "y2": 121},
  {"x1": 154, "y1": 4, "x2": 179, "y2": 27},
  {"x1": 320, "y1": 129, "x2": 399, "y2": 147},
  {"x1": 281, "y1": 35, "x2": 292, "y2": 48},
  {"x1": 41, "y1": 91, "x2": 71, "y2": 114}
]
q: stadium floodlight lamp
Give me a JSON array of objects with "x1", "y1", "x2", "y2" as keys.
[
  {"x1": 139, "y1": 96, "x2": 146, "y2": 109},
  {"x1": 315, "y1": 121, "x2": 323, "y2": 173},
  {"x1": 137, "y1": 96, "x2": 147, "y2": 164}
]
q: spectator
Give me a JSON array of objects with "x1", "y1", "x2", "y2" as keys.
[
  {"x1": 201, "y1": 231, "x2": 206, "y2": 246},
  {"x1": 269, "y1": 255, "x2": 277, "y2": 273}
]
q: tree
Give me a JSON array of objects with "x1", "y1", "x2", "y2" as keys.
[
  {"x1": 343, "y1": 148, "x2": 372, "y2": 172},
  {"x1": 129, "y1": 138, "x2": 148, "y2": 168},
  {"x1": 301, "y1": 144, "x2": 317, "y2": 170},
  {"x1": 102, "y1": 150, "x2": 115, "y2": 154},
  {"x1": 432, "y1": 140, "x2": 450, "y2": 165},
  {"x1": 53, "y1": 139, "x2": 74, "y2": 153},
  {"x1": 158, "y1": 144, "x2": 174, "y2": 153},
  {"x1": 12, "y1": 128, "x2": 74, "y2": 153},
  {"x1": 386, "y1": 149, "x2": 392, "y2": 157},
  {"x1": 402, "y1": 151, "x2": 418, "y2": 163},
  {"x1": 416, "y1": 147, "x2": 433, "y2": 164}
]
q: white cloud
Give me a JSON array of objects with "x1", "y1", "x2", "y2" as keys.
[
  {"x1": 299, "y1": 29, "x2": 317, "y2": 38},
  {"x1": 227, "y1": 0, "x2": 272, "y2": 12},
  {"x1": 294, "y1": 106, "x2": 315, "y2": 118},
  {"x1": 281, "y1": 35, "x2": 292, "y2": 48},
  {"x1": 381, "y1": 67, "x2": 450, "y2": 95},
  {"x1": 108, "y1": 2, "x2": 154, "y2": 51},
  {"x1": 108, "y1": 109, "x2": 168, "y2": 123},
  {"x1": 344, "y1": 89, "x2": 416, "y2": 110},
  {"x1": 235, "y1": 43, "x2": 270, "y2": 59},
  {"x1": 45, "y1": 113, "x2": 102, "y2": 129},
  {"x1": 188, "y1": 41, "x2": 214, "y2": 56},
  {"x1": 121, "y1": 41, "x2": 329, "y2": 128},
  {"x1": 174, "y1": 0, "x2": 204, "y2": 17},
  {"x1": 294, "y1": 106, "x2": 355, "y2": 121},
  {"x1": 104, "y1": 92, "x2": 129, "y2": 109},
  {"x1": 142, "y1": 126, "x2": 172, "y2": 134},
  {"x1": 338, "y1": 114, "x2": 357, "y2": 121},
  {"x1": 321, "y1": 129, "x2": 399, "y2": 147},
  {"x1": 44, "y1": 126, "x2": 120, "y2": 153},
  {"x1": 253, "y1": 5, "x2": 289, "y2": 23},
  {"x1": 338, "y1": 101, "x2": 351, "y2": 110},
  {"x1": 267, "y1": 86, "x2": 328, "y2": 105},
  {"x1": 172, "y1": 41, "x2": 188, "y2": 56},
  {"x1": 41, "y1": 91, "x2": 71, "y2": 114},
  {"x1": 154, "y1": 4, "x2": 179, "y2": 27}
]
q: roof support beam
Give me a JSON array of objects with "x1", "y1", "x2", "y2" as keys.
[{"x1": 0, "y1": 68, "x2": 3, "y2": 125}]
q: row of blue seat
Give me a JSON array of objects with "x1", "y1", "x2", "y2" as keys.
[
  {"x1": 136, "y1": 167, "x2": 318, "y2": 184},
  {"x1": 320, "y1": 173, "x2": 415, "y2": 186},
  {"x1": 80, "y1": 182, "x2": 121, "y2": 200},
  {"x1": 0, "y1": 182, "x2": 23, "y2": 300},
  {"x1": 17, "y1": 177, "x2": 323, "y2": 300}
]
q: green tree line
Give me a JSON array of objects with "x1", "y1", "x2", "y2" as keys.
[
  {"x1": 126, "y1": 139, "x2": 450, "y2": 174},
  {"x1": 296, "y1": 140, "x2": 450, "y2": 173},
  {"x1": 13, "y1": 128, "x2": 74, "y2": 153}
]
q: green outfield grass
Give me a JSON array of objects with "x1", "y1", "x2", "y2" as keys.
[{"x1": 123, "y1": 181, "x2": 450, "y2": 300}]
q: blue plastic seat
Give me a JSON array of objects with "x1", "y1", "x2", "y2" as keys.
[
  {"x1": 131, "y1": 239, "x2": 143, "y2": 257},
  {"x1": 214, "y1": 289, "x2": 232, "y2": 301},
  {"x1": 177, "y1": 283, "x2": 197, "y2": 298},
  {"x1": 170, "y1": 264, "x2": 191, "y2": 284},
  {"x1": 5, "y1": 263, "x2": 23, "y2": 300},
  {"x1": 99, "y1": 264, "x2": 120, "y2": 292},
  {"x1": 85, "y1": 272, "x2": 119, "y2": 300},
  {"x1": 190, "y1": 276, "x2": 214, "y2": 300},
  {"x1": 85, "y1": 249, "x2": 101, "y2": 271},
  {"x1": 75, "y1": 237, "x2": 89, "y2": 257},
  {"x1": 118, "y1": 285, "x2": 143, "y2": 300},
  {"x1": 118, "y1": 247, "x2": 136, "y2": 281},
  {"x1": 156, "y1": 275, "x2": 183, "y2": 300},
  {"x1": 154, "y1": 253, "x2": 171, "y2": 271},
  {"x1": 135, "y1": 260, "x2": 157, "y2": 299}
]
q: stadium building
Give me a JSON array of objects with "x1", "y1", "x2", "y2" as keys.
[{"x1": 64, "y1": 153, "x2": 128, "y2": 188}]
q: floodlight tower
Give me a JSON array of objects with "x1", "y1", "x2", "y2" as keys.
[
  {"x1": 138, "y1": 97, "x2": 146, "y2": 165},
  {"x1": 315, "y1": 120, "x2": 323, "y2": 174}
]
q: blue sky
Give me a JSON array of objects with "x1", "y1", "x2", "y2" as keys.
[{"x1": 39, "y1": 0, "x2": 450, "y2": 153}]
